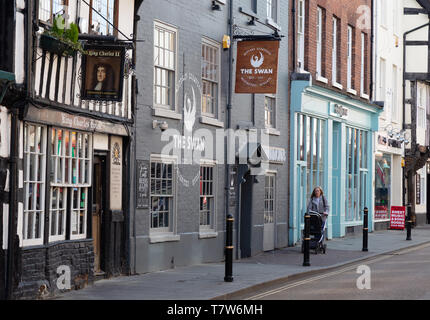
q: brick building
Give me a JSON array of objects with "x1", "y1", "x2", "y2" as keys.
[{"x1": 288, "y1": 0, "x2": 383, "y2": 244}]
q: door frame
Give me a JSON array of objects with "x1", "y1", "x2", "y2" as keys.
[{"x1": 93, "y1": 152, "x2": 107, "y2": 274}]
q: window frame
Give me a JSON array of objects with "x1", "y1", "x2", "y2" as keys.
[
  {"x1": 316, "y1": 7, "x2": 323, "y2": 77},
  {"x1": 153, "y1": 20, "x2": 178, "y2": 113},
  {"x1": 38, "y1": 0, "x2": 68, "y2": 25},
  {"x1": 201, "y1": 37, "x2": 221, "y2": 120},
  {"x1": 149, "y1": 154, "x2": 177, "y2": 236},
  {"x1": 267, "y1": 0, "x2": 278, "y2": 24},
  {"x1": 264, "y1": 94, "x2": 277, "y2": 129},
  {"x1": 88, "y1": 0, "x2": 119, "y2": 36},
  {"x1": 347, "y1": 25, "x2": 353, "y2": 90},
  {"x1": 264, "y1": 172, "x2": 276, "y2": 226},
  {"x1": 23, "y1": 124, "x2": 48, "y2": 247},
  {"x1": 297, "y1": 0, "x2": 306, "y2": 72},
  {"x1": 199, "y1": 160, "x2": 217, "y2": 236}
]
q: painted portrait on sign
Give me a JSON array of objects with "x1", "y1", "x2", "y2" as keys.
[{"x1": 81, "y1": 46, "x2": 125, "y2": 102}]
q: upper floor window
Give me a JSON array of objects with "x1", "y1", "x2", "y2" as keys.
[
  {"x1": 267, "y1": 0, "x2": 278, "y2": 23},
  {"x1": 202, "y1": 38, "x2": 220, "y2": 118},
  {"x1": 418, "y1": 86, "x2": 426, "y2": 128},
  {"x1": 89, "y1": 0, "x2": 116, "y2": 35},
  {"x1": 332, "y1": 16, "x2": 339, "y2": 84},
  {"x1": 154, "y1": 21, "x2": 177, "y2": 110},
  {"x1": 265, "y1": 95, "x2": 276, "y2": 128},
  {"x1": 347, "y1": 26, "x2": 354, "y2": 90},
  {"x1": 360, "y1": 32, "x2": 368, "y2": 96},
  {"x1": 39, "y1": 0, "x2": 65, "y2": 24},
  {"x1": 297, "y1": 0, "x2": 306, "y2": 71},
  {"x1": 316, "y1": 7, "x2": 325, "y2": 78}
]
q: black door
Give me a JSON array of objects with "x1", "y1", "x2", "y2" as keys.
[{"x1": 240, "y1": 170, "x2": 253, "y2": 258}]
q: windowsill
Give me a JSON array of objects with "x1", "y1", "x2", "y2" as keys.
[
  {"x1": 316, "y1": 75, "x2": 328, "y2": 84},
  {"x1": 360, "y1": 93, "x2": 370, "y2": 100},
  {"x1": 153, "y1": 108, "x2": 182, "y2": 120},
  {"x1": 199, "y1": 230, "x2": 218, "y2": 239},
  {"x1": 264, "y1": 127, "x2": 281, "y2": 136},
  {"x1": 347, "y1": 88, "x2": 357, "y2": 95},
  {"x1": 332, "y1": 82, "x2": 343, "y2": 90},
  {"x1": 375, "y1": 219, "x2": 390, "y2": 223},
  {"x1": 149, "y1": 232, "x2": 180, "y2": 243},
  {"x1": 200, "y1": 116, "x2": 224, "y2": 128}
]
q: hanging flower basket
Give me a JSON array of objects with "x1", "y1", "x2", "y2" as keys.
[{"x1": 39, "y1": 33, "x2": 77, "y2": 57}]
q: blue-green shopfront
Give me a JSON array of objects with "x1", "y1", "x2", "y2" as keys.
[{"x1": 289, "y1": 75, "x2": 383, "y2": 245}]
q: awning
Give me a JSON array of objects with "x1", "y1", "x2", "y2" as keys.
[{"x1": 0, "y1": 70, "x2": 15, "y2": 105}]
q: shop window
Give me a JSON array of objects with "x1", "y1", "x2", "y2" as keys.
[
  {"x1": 150, "y1": 160, "x2": 174, "y2": 232},
  {"x1": 296, "y1": 114, "x2": 326, "y2": 225},
  {"x1": 375, "y1": 153, "x2": 391, "y2": 220},
  {"x1": 23, "y1": 124, "x2": 47, "y2": 246},
  {"x1": 50, "y1": 128, "x2": 92, "y2": 241},
  {"x1": 264, "y1": 174, "x2": 276, "y2": 224},
  {"x1": 154, "y1": 21, "x2": 177, "y2": 110},
  {"x1": 346, "y1": 127, "x2": 369, "y2": 222},
  {"x1": 200, "y1": 164, "x2": 216, "y2": 231},
  {"x1": 201, "y1": 39, "x2": 220, "y2": 118}
]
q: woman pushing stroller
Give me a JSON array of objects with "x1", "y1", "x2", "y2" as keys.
[{"x1": 304, "y1": 186, "x2": 329, "y2": 254}]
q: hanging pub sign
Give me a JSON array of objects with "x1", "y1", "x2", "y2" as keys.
[
  {"x1": 235, "y1": 40, "x2": 280, "y2": 94},
  {"x1": 81, "y1": 45, "x2": 126, "y2": 102}
]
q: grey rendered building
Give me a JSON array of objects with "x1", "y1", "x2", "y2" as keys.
[{"x1": 131, "y1": 0, "x2": 289, "y2": 274}]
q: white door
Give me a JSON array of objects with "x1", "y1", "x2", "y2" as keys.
[{"x1": 263, "y1": 174, "x2": 276, "y2": 251}]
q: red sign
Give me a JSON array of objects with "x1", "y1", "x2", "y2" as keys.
[
  {"x1": 390, "y1": 206, "x2": 405, "y2": 230},
  {"x1": 235, "y1": 40, "x2": 280, "y2": 94},
  {"x1": 375, "y1": 206, "x2": 388, "y2": 220}
]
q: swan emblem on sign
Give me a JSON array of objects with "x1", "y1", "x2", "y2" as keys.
[
  {"x1": 250, "y1": 52, "x2": 264, "y2": 68},
  {"x1": 184, "y1": 87, "x2": 196, "y2": 133}
]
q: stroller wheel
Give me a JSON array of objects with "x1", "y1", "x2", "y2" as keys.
[{"x1": 323, "y1": 244, "x2": 327, "y2": 254}]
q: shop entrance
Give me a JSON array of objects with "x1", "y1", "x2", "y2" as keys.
[{"x1": 92, "y1": 154, "x2": 107, "y2": 276}]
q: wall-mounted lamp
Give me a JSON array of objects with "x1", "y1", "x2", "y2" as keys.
[
  {"x1": 212, "y1": 1, "x2": 221, "y2": 11},
  {"x1": 152, "y1": 120, "x2": 168, "y2": 131}
]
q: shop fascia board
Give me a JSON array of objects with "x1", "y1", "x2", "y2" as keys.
[{"x1": 291, "y1": 78, "x2": 383, "y2": 116}]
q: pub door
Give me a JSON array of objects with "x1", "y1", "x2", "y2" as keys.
[{"x1": 92, "y1": 154, "x2": 107, "y2": 276}]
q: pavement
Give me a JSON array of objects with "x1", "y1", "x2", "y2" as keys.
[{"x1": 56, "y1": 225, "x2": 430, "y2": 300}]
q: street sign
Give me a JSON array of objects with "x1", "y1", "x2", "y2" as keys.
[{"x1": 390, "y1": 206, "x2": 406, "y2": 230}]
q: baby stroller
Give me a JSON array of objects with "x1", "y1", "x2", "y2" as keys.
[{"x1": 301, "y1": 210, "x2": 327, "y2": 254}]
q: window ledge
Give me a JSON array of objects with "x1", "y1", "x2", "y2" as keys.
[
  {"x1": 360, "y1": 93, "x2": 370, "y2": 100},
  {"x1": 316, "y1": 75, "x2": 328, "y2": 84},
  {"x1": 347, "y1": 88, "x2": 357, "y2": 95},
  {"x1": 199, "y1": 230, "x2": 218, "y2": 239},
  {"x1": 153, "y1": 108, "x2": 182, "y2": 120},
  {"x1": 149, "y1": 233, "x2": 180, "y2": 243},
  {"x1": 264, "y1": 127, "x2": 281, "y2": 136},
  {"x1": 200, "y1": 116, "x2": 224, "y2": 128},
  {"x1": 332, "y1": 82, "x2": 343, "y2": 90}
]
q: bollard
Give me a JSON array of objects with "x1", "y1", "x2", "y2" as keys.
[
  {"x1": 406, "y1": 204, "x2": 412, "y2": 241},
  {"x1": 303, "y1": 213, "x2": 311, "y2": 267},
  {"x1": 362, "y1": 207, "x2": 368, "y2": 252},
  {"x1": 224, "y1": 214, "x2": 234, "y2": 282}
]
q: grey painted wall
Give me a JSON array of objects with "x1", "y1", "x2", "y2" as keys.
[{"x1": 133, "y1": 0, "x2": 289, "y2": 273}]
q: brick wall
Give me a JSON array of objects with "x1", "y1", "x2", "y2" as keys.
[
  {"x1": 14, "y1": 240, "x2": 94, "y2": 299},
  {"x1": 291, "y1": 0, "x2": 372, "y2": 99}
]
